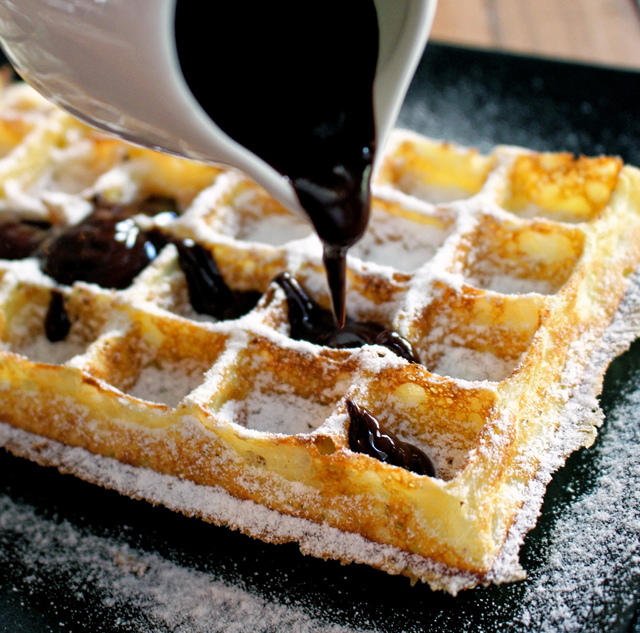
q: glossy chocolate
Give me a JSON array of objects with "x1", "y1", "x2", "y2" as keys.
[
  {"x1": 346, "y1": 399, "x2": 436, "y2": 477},
  {"x1": 0, "y1": 216, "x2": 51, "y2": 260},
  {"x1": 44, "y1": 290, "x2": 71, "y2": 342},
  {"x1": 274, "y1": 272, "x2": 419, "y2": 362},
  {"x1": 173, "y1": 238, "x2": 261, "y2": 320},
  {"x1": 175, "y1": 0, "x2": 379, "y2": 326},
  {"x1": 40, "y1": 197, "x2": 177, "y2": 290},
  {"x1": 374, "y1": 330, "x2": 420, "y2": 364}
]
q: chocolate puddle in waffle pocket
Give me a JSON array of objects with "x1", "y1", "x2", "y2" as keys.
[{"x1": 1, "y1": 81, "x2": 640, "y2": 594}]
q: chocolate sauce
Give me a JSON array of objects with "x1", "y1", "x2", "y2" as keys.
[
  {"x1": 132, "y1": 195, "x2": 180, "y2": 220},
  {"x1": 274, "y1": 272, "x2": 419, "y2": 363},
  {"x1": 40, "y1": 197, "x2": 177, "y2": 290},
  {"x1": 374, "y1": 330, "x2": 421, "y2": 364},
  {"x1": 44, "y1": 290, "x2": 71, "y2": 342},
  {"x1": 0, "y1": 216, "x2": 51, "y2": 260},
  {"x1": 173, "y1": 238, "x2": 261, "y2": 320},
  {"x1": 346, "y1": 399, "x2": 436, "y2": 477},
  {"x1": 175, "y1": 0, "x2": 379, "y2": 326}
]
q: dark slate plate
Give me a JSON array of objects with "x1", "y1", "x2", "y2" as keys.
[{"x1": 2, "y1": 42, "x2": 640, "y2": 633}]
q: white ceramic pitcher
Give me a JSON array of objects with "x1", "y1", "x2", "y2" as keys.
[{"x1": 0, "y1": 0, "x2": 436, "y2": 221}]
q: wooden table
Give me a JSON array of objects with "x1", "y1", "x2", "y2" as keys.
[{"x1": 431, "y1": 0, "x2": 640, "y2": 70}]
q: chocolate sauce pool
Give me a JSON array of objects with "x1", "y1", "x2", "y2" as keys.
[
  {"x1": 171, "y1": 238, "x2": 261, "y2": 320},
  {"x1": 347, "y1": 399, "x2": 436, "y2": 477},
  {"x1": 175, "y1": 0, "x2": 379, "y2": 326},
  {"x1": 275, "y1": 272, "x2": 420, "y2": 363}
]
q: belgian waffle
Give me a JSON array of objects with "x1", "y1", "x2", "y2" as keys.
[{"x1": 1, "y1": 81, "x2": 640, "y2": 594}]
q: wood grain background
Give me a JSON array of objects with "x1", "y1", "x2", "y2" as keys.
[{"x1": 431, "y1": 0, "x2": 640, "y2": 69}]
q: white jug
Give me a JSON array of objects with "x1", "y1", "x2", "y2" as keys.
[{"x1": 0, "y1": 0, "x2": 436, "y2": 221}]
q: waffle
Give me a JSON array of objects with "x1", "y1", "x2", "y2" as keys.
[{"x1": 0, "y1": 80, "x2": 640, "y2": 595}]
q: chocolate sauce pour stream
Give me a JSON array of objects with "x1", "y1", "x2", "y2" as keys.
[{"x1": 175, "y1": 1, "x2": 379, "y2": 327}]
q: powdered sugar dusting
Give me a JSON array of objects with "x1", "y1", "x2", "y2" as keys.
[
  {"x1": 2, "y1": 271, "x2": 638, "y2": 619},
  {"x1": 0, "y1": 491, "x2": 373, "y2": 633},
  {"x1": 499, "y1": 272, "x2": 640, "y2": 631},
  {"x1": 219, "y1": 391, "x2": 334, "y2": 435},
  {"x1": 465, "y1": 270, "x2": 640, "y2": 631},
  {"x1": 468, "y1": 272, "x2": 556, "y2": 296},
  {"x1": 350, "y1": 205, "x2": 452, "y2": 273},
  {"x1": 127, "y1": 362, "x2": 206, "y2": 408},
  {"x1": 0, "y1": 419, "x2": 481, "y2": 597},
  {"x1": 432, "y1": 346, "x2": 518, "y2": 382},
  {"x1": 0, "y1": 80, "x2": 639, "y2": 628},
  {"x1": 399, "y1": 180, "x2": 473, "y2": 204},
  {"x1": 237, "y1": 211, "x2": 313, "y2": 246},
  {"x1": 3, "y1": 259, "x2": 640, "y2": 630},
  {"x1": 11, "y1": 334, "x2": 88, "y2": 366}
]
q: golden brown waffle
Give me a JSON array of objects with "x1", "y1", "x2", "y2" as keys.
[{"x1": 1, "y1": 81, "x2": 640, "y2": 594}]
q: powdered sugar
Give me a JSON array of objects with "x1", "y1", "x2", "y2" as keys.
[
  {"x1": 501, "y1": 273, "x2": 640, "y2": 631},
  {"x1": 399, "y1": 181, "x2": 474, "y2": 204},
  {"x1": 468, "y1": 272, "x2": 556, "y2": 296},
  {"x1": 0, "y1": 488, "x2": 372, "y2": 632},
  {"x1": 11, "y1": 333, "x2": 88, "y2": 366},
  {"x1": 237, "y1": 211, "x2": 313, "y2": 246},
  {"x1": 350, "y1": 204, "x2": 452, "y2": 273},
  {"x1": 432, "y1": 346, "x2": 518, "y2": 382},
  {"x1": 127, "y1": 362, "x2": 206, "y2": 408},
  {"x1": 218, "y1": 390, "x2": 334, "y2": 435},
  {"x1": 0, "y1": 80, "x2": 638, "y2": 628},
  {"x1": 0, "y1": 417, "x2": 480, "y2": 602},
  {"x1": 2, "y1": 265, "x2": 636, "y2": 603}
]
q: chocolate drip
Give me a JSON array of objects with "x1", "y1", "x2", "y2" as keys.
[
  {"x1": 174, "y1": 239, "x2": 260, "y2": 320},
  {"x1": 1, "y1": 197, "x2": 258, "y2": 331},
  {"x1": 175, "y1": 0, "x2": 379, "y2": 327},
  {"x1": 346, "y1": 399, "x2": 436, "y2": 477},
  {"x1": 274, "y1": 272, "x2": 419, "y2": 363},
  {"x1": 274, "y1": 272, "x2": 335, "y2": 342},
  {"x1": 0, "y1": 216, "x2": 51, "y2": 260},
  {"x1": 44, "y1": 290, "x2": 71, "y2": 342},
  {"x1": 40, "y1": 197, "x2": 177, "y2": 290},
  {"x1": 322, "y1": 246, "x2": 349, "y2": 329}
]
